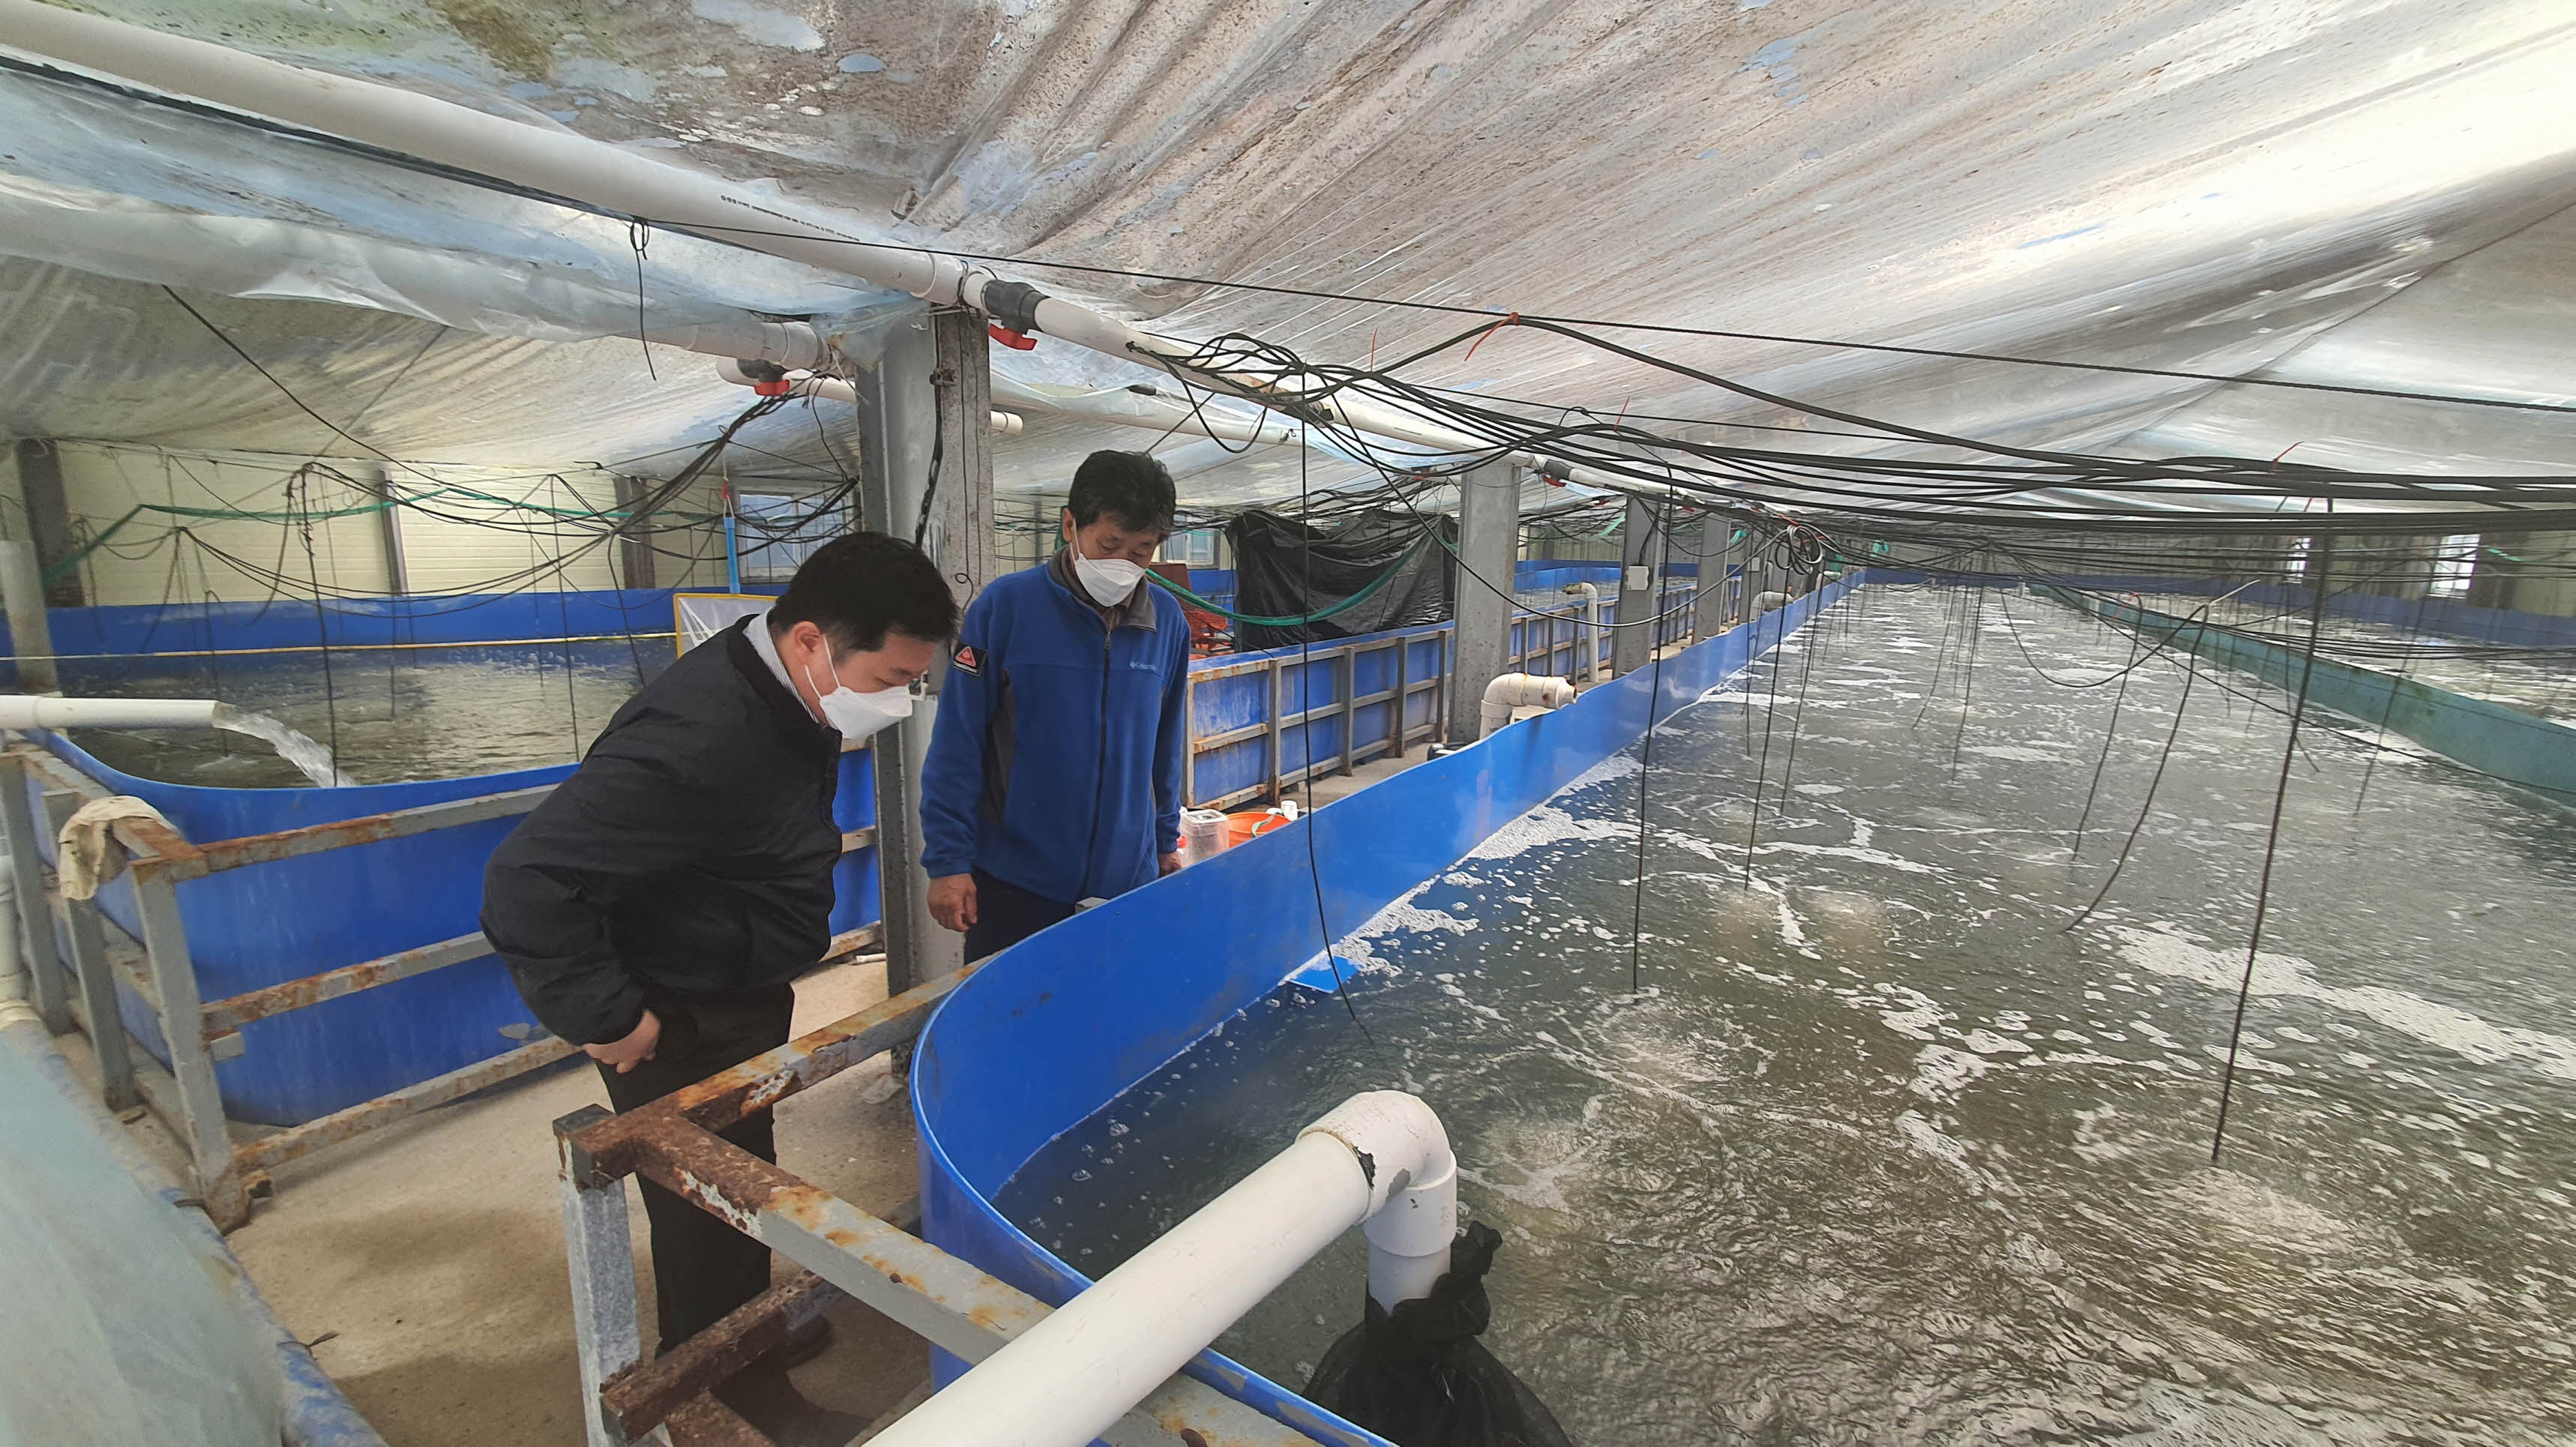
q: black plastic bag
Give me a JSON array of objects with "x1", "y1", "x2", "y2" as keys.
[
  {"x1": 1228, "y1": 508, "x2": 1456, "y2": 649},
  {"x1": 1303, "y1": 1223, "x2": 1574, "y2": 1447}
]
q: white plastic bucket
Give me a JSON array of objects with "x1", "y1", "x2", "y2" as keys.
[{"x1": 1179, "y1": 808, "x2": 1230, "y2": 865}]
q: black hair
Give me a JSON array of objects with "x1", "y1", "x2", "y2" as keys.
[
  {"x1": 1066, "y1": 451, "x2": 1177, "y2": 536},
  {"x1": 770, "y1": 533, "x2": 959, "y2": 653}
]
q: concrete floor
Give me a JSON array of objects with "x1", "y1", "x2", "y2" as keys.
[{"x1": 214, "y1": 958, "x2": 924, "y2": 1447}]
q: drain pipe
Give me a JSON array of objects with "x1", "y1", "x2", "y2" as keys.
[
  {"x1": 1563, "y1": 582, "x2": 1604, "y2": 679},
  {"x1": 870, "y1": 1091, "x2": 1456, "y2": 1447},
  {"x1": 0, "y1": 0, "x2": 1697, "y2": 510},
  {"x1": 0, "y1": 696, "x2": 221, "y2": 730},
  {"x1": 1480, "y1": 673, "x2": 1577, "y2": 739}
]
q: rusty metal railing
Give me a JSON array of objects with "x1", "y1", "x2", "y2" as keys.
[
  {"x1": 0, "y1": 735, "x2": 885, "y2": 1229},
  {"x1": 552, "y1": 968, "x2": 1325, "y2": 1447}
]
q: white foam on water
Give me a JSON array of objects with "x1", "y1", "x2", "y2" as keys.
[
  {"x1": 1893, "y1": 1110, "x2": 1990, "y2": 1191},
  {"x1": 1332, "y1": 879, "x2": 1480, "y2": 973},
  {"x1": 1965, "y1": 744, "x2": 2068, "y2": 762},
  {"x1": 1911, "y1": 1043, "x2": 2004, "y2": 1102},
  {"x1": 2166, "y1": 1170, "x2": 2379, "y2": 1256},
  {"x1": 2110, "y1": 924, "x2": 2576, "y2": 1083},
  {"x1": 1464, "y1": 804, "x2": 1636, "y2": 862},
  {"x1": 1960, "y1": 1028, "x2": 2034, "y2": 1056},
  {"x1": 1748, "y1": 839, "x2": 1945, "y2": 875},
  {"x1": 1775, "y1": 897, "x2": 1813, "y2": 952}
]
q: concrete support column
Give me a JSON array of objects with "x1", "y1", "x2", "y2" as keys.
[
  {"x1": 369, "y1": 464, "x2": 412, "y2": 594},
  {"x1": 0, "y1": 541, "x2": 58, "y2": 692},
  {"x1": 13, "y1": 439, "x2": 82, "y2": 607},
  {"x1": 1691, "y1": 514, "x2": 1735, "y2": 640},
  {"x1": 610, "y1": 474, "x2": 651, "y2": 591},
  {"x1": 852, "y1": 310, "x2": 960, "y2": 995},
  {"x1": 1612, "y1": 495, "x2": 1665, "y2": 676},
  {"x1": 1444, "y1": 461, "x2": 1518, "y2": 744}
]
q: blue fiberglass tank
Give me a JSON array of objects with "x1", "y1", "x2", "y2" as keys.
[
  {"x1": 909, "y1": 583, "x2": 1850, "y2": 1442},
  {"x1": 9, "y1": 587, "x2": 879, "y2": 1126},
  {"x1": 31, "y1": 735, "x2": 882, "y2": 1126}
]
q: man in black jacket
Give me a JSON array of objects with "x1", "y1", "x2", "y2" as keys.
[{"x1": 483, "y1": 533, "x2": 955, "y2": 1440}]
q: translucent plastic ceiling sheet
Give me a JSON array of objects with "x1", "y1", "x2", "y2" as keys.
[
  {"x1": 0, "y1": 60, "x2": 901, "y2": 339},
  {"x1": 1, "y1": 0, "x2": 2572, "y2": 506},
  {"x1": 0, "y1": 258, "x2": 866, "y2": 473}
]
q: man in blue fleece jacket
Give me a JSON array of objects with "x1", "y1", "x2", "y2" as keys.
[{"x1": 921, "y1": 450, "x2": 1191, "y2": 959}]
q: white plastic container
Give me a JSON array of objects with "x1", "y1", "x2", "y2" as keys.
[{"x1": 1179, "y1": 808, "x2": 1229, "y2": 865}]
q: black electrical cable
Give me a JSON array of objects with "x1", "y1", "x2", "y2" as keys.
[
  {"x1": 2209, "y1": 535, "x2": 2335, "y2": 1164},
  {"x1": 1294, "y1": 424, "x2": 1370, "y2": 1041},
  {"x1": 1625, "y1": 498, "x2": 1670, "y2": 997}
]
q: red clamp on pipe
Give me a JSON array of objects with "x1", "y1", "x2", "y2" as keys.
[
  {"x1": 989, "y1": 323, "x2": 1038, "y2": 350},
  {"x1": 752, "y1": 377, "x2": 793, "y2": 397}
]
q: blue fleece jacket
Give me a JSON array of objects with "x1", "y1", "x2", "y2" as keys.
[{"x1": 920, "y1": 555, "x2": 1191, "y2": 905}]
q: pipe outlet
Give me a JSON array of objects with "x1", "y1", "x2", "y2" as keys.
[{"x1": 1478, "y1": 673, "x2": 1578, "y2": 739}]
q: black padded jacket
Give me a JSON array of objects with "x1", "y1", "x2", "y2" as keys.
[{"x1": 481, "y1": 619, "x2": 843, "y2": 1045}]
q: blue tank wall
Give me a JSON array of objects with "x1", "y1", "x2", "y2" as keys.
[
  {"x1": 1878, "y1": 571, "x2": 2576, "y2": 649},
  {"x1": 2051, "y1": 589, "x2": 2576, "y2": 805},
  {"x1": 27, "y1": 707, "x2": 879, "y2": 1129},
  {"x1": 910, "y1": 579, "x2": 1855, "y2": 1445}
]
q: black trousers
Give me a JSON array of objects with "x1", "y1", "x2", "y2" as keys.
[
  {"x1": 963, "y1": 867, "x2": 1079, "y2": 963},
  {"x1": 597, "y1": 982, "x2": 796, "y2": 1353}
]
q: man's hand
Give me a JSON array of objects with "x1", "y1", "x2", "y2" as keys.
[
  {"x1": 1159, "y1": 850, "x2": 1185, "y2": 877},
  {"x1": 928, "y1": 873, "x2": 978, "y2": 932},
  {"x1": 584, "y1": 1009, "x2": 660, "y2": 1074}
]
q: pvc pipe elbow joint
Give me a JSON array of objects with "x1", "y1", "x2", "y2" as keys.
[{"x1": 1301, "y1": 1091, "x2": 1459, "y2": 1309}]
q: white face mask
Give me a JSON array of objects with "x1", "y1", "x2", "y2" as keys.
[
  {"x1": 1071, "y1": 538, "x2": 1146, "y2": 607},
  {"x1": 800, "y1": 650, "x2": 914, "y2": 741}
]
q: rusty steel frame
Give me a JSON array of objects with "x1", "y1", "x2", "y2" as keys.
[{"x1": 555, "y1": 967, "x2": 1325, "y2": 1447}]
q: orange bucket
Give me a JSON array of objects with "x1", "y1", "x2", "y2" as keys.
[{"x1": 1226, "y1": 809, "x2": 1294, "y2": 845}]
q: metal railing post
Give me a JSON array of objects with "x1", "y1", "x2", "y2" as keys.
[
  {"x1": 1433, "y1": 628, "x2": 1451, "y2": 744},
  {"x1": 1182, "y1": 673, "x2": 1198, "y2": 807},
  {"x1": 1337, "y1": 646, "x2": 1356, "y2": 776},
  {"x1": 132, "y1": 867, "x2": 245, "y2": 1227},
  {"x1": 1265, "y1": 658, "x2": 1284, "y2": 802},
  {"x1": 556, "y1": 1105, "x2": 648, "y2": 1447},
  {"x1": 41, "y1": 790, "x2": 138, "y2": 1113},
  {"x1": 1390, "y1": 632, "x2": 1409, "y2": 756},
  {"x1": 0, "y1": 750, "x2": 68, "y2": 1032}
]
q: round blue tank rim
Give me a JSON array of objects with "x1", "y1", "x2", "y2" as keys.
[
  {"x1": 908, "y1": 979, "x2": 1394, "y2": 1447},
  {"x1": 37, "y1": 726, "x2": 574, "y2": 807}
]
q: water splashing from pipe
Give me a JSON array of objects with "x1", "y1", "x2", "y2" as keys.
[{"x1": 211, "y1": 704, "x2": 354, "y2": 788}]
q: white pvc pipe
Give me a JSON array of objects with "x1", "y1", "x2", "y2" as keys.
[
  {"x1": 1751, "y1": 589, "x2": 1793, "y2": 619},
  {"x1": 1478, "y1": 672, "x2": 1578, "y2": 739},
  {"x1": 727, "y1": 365, "x2": 1287, "y2": 447},
  {"x1": 1563, "y1": 582, "x2": 1605, "y2": 679},
  {"x1": 870, "y1": 1090, "x2": 1454, "y2": 1447},
  {"x1": 0, "y1": 0, "x2": 1683, "y2": 506},
  {"x1": 0, "y1": 696, "x2": 221, "y2": 730},
  {"x1": 640, "y1": 321, "x2": 830, "y2": 370}
]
